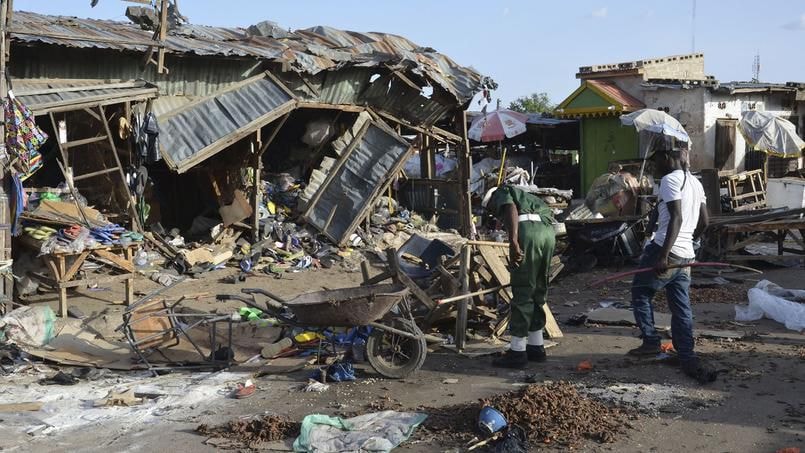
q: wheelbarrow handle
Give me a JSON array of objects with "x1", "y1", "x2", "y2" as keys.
[
  {"x1": 217, "y1": 294, "x2": 283, "y2": 314},
  {"x1": 241, "y1": 288, "x2": 287, "y2": 304}
]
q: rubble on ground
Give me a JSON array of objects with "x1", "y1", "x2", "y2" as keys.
[
  {"x1": 420, "y1": 381, "x2": 635, "y2": 448},
  {"x1": 197, "y1": 415, "x2": 300, "y2": 448}
]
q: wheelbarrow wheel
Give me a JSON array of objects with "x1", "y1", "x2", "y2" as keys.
[{"x1": 366, "y1": 319, "x2": 427, "y2": 379}]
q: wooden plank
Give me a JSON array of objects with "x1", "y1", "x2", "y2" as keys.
[
  {"x1": 93, "y1": 248, "x2": 135, "y2": 273},
  {"x1": 0, "y1": 402, "x2": 43, "y2": 412},
  {"x1": 361, "y1": 270, "x2": 395, "y2": 286},
  {"x1": 477, "y1": 245, "x2": 563, "y2": 338},
  {"x1": 62, "y1": 135, "x2": 108, "y2": 149},
  {"x1": 63, "y1": 250, "x2": 90, "y2": 281},
  {"x1": 73, "y1": 167, "x2": 118, "y2": 181}
]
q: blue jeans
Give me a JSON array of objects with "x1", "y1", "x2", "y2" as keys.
[{"x1": 631, "y1": 243, "x2": 696, "y2": 363}]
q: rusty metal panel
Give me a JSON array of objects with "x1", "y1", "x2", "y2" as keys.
[{"x1": 303, "y1": 118, "x2": 413, "y2": 245}]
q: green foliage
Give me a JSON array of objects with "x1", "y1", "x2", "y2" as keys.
[{"x1": 508, "y1": 92, "x2": 554, "y2": 113}]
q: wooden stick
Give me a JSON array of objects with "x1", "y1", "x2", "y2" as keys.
[
  {"x1": 466, "y1": 240, "x2": 509, "y2": 248},
  {"x1": 437, "y1": 284, "x2": 509, "y2": 305},
  {"x1": 589, "y1": 262, "x2": 763, "y2": 288}
]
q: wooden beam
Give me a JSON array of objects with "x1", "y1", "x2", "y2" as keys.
[
  {"x1": 73, "y1": 167, "x2": 118, "y2": 181},
  {"x1": 93, "y1": 248, "x2": 135, "y2": 273},
  {"x1": 99, "y1": 105, "x2": 144, "y2": 232},
  {"x1": 62, "y1": 135, "x2": 108, "y2": 149},
  {"x1": 157, "y1": 0, "x2": 169, "y2": 74},
  {"x1": 258, "y1": 112, "x2": 291, "y2": 155}
]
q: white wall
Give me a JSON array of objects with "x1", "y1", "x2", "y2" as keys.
[
  {"x1": 641, "y1": 87, "x2": 708, "y2": 168},
  {"x1": 704, "y1": 91, "x2": 795, "y2": 171}
]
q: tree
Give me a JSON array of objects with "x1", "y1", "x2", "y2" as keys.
[{"x1": 508, "y1": 92, "x2": 554, "y2": 114}]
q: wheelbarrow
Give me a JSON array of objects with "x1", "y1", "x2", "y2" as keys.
[{"x1": 216, "y1": 283, "x2": 427, "y2": 379}]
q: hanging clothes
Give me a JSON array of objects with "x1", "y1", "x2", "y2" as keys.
[
  {"x1": 4, "y1": 90, "x2": 48, "y2": 181},
  {"x1": 136, "y1": 111, "x2": 161, "y2": 164}
]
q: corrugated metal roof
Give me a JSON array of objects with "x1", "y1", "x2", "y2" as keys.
[
  {"x1": 587, "y1": 79, "x2": 644, "y2": 110},
  {"x1": 159, "y1": 72, "x2": 295, "y2": 173},
  {"x1": 713, "y1": 81, "x2": 798, "y2": 94},
  {"x1": 10, "y1": 10, "x2": 485, "y2": 103},
  {"x1": 13, "y1": 79, "x2": 158, "y2": 114}
]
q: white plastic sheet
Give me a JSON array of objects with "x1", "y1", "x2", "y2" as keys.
[{"x1": 735, "y1": 280, "x2": 805, "y2": 332}]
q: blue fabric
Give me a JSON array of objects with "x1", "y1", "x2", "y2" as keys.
[{"x1": 631, "y1": 242, "x2": 696, "y2": 363}]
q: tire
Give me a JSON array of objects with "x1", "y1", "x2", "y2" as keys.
[{"x1": 366, "y1": 319, "x2": 427, "y2": 379}]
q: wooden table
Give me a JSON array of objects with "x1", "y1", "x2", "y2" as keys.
[
  {"x1": 713, "y1": 218, "x2": 805, "y2": 266},
  {"x1": 21, "y1": 236, "x2": 138, "y2": 317}
]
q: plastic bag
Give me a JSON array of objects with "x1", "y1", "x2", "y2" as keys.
[
  {"x1": 735, "y1": 280, "x2": 805, "y2": 332},
  {"x1": 0, "y1": 306, "x2": 56, "y2": 347}
]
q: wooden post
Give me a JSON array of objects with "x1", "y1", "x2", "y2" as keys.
[
  {"x1": 157, "y1": 0, "x2": 168, "y2": 74},
  {"x1": 251, "y1": 131, "x2": 262, "y2": 242},
  {"x1": 124, "y1": 246, "x2": 135, "y2": 306},
  {"x1": 455, "y1": 244, "x2": 470, "y2": 350},
  {"x1": 459, "y1": 111, "x2": 473, "y2": 237}
]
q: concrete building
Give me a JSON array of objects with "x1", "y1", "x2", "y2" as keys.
[{"x1": 557, "y1": 53, "x2": 805, "y2": 193}]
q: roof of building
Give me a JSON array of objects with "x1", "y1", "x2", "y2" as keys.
[
  {"x1": 555, "y1": 79, "x2": 645, "y2": 118},
  {"x1": 12, "y1": 79, "x2": 158, "y2": 114},
  {"x1": 9, "y1": 10, "x2": 487, "y2": 103},
  {"x1": 577, "y1": 53, "x2": 705, "y2": 78}
]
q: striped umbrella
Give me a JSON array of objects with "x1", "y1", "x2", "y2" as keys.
[{"x1": 468, "y1": 109, "x2": 528, "y2": 142}]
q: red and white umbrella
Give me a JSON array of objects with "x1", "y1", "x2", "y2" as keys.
[{"x1": 468, "y1": 109, "x2": 528, "y2": 142}]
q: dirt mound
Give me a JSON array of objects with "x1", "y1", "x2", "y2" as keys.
[
  {"x1": 197, "y1": 415, "x2": 300, "y2": 448},
  {"x1": 419, "y1": 381, "x2": 634, "y2": 449}
]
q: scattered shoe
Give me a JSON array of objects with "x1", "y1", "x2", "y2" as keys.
[
  {"x1": 526, "y1": 345, "x2": 546, "y2": 362},
  {"x1": 627, "y1": 342, "x2": 662, "y2": 356},
  {"x1": 39, "y1": 371, "x2": 79, "y2": 386},
  {"x1": 233, "y1": 380, "x2": 256, "y2": 399},
  {"x1": 492, "y1": 350, "x2": 528, "y2": 369}
]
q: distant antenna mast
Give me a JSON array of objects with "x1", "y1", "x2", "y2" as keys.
[
  {"x1": 752, "y1": 52, "x2": 761, "y2": 82},
  {"x1": 691, "y1": 0, "x2": 696, "y2": 52}
]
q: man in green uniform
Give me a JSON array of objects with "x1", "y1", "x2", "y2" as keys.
[{"x1": 482, "y1": 185, "x2": 556, "y2": 369}]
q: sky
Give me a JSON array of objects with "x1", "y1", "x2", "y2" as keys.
[{"x1": 13, "y1": 0, "x2": 805, "y2": 109}]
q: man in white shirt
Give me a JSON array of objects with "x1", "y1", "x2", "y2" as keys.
[{"x1": 629, "y1": 146, "x2": 714, "y2": 383}]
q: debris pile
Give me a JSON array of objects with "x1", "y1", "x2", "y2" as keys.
[
  {"x1": 420, "y1": 382, "x2": 634, "y2": 448},
  {"x1": 481, "y1": 382, "x2": 633, "y2": 446},
  {"x1": 196, "y1": 415, "x2": 300, "y2": 448}
]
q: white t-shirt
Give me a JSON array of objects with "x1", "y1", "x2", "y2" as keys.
[{"x1": 651, "y1": 170, "x2": 706, "y2": 259}]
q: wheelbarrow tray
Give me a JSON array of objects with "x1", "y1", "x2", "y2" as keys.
[{"x1": 284, "y1": 283, "x2": 408, "y2": 327}]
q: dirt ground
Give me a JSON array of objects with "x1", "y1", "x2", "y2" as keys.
[{"x1": 2, "y1": 260, "x2": 804, "y2": 453}]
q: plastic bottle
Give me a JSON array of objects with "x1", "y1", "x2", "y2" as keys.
[{"x1": 134, "y1": 249, "x2": 148, "y2": 267}]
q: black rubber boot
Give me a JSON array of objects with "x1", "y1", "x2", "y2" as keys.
[
  {"x1": 492, "y1": 350, "x2": 528, "y2": 369},
  {"x1": 526, "y1": 345, "x2": 547, "y2": 362},
  {"x1": 627, "y1": 342, "x2": 662, "y2": 356}
]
